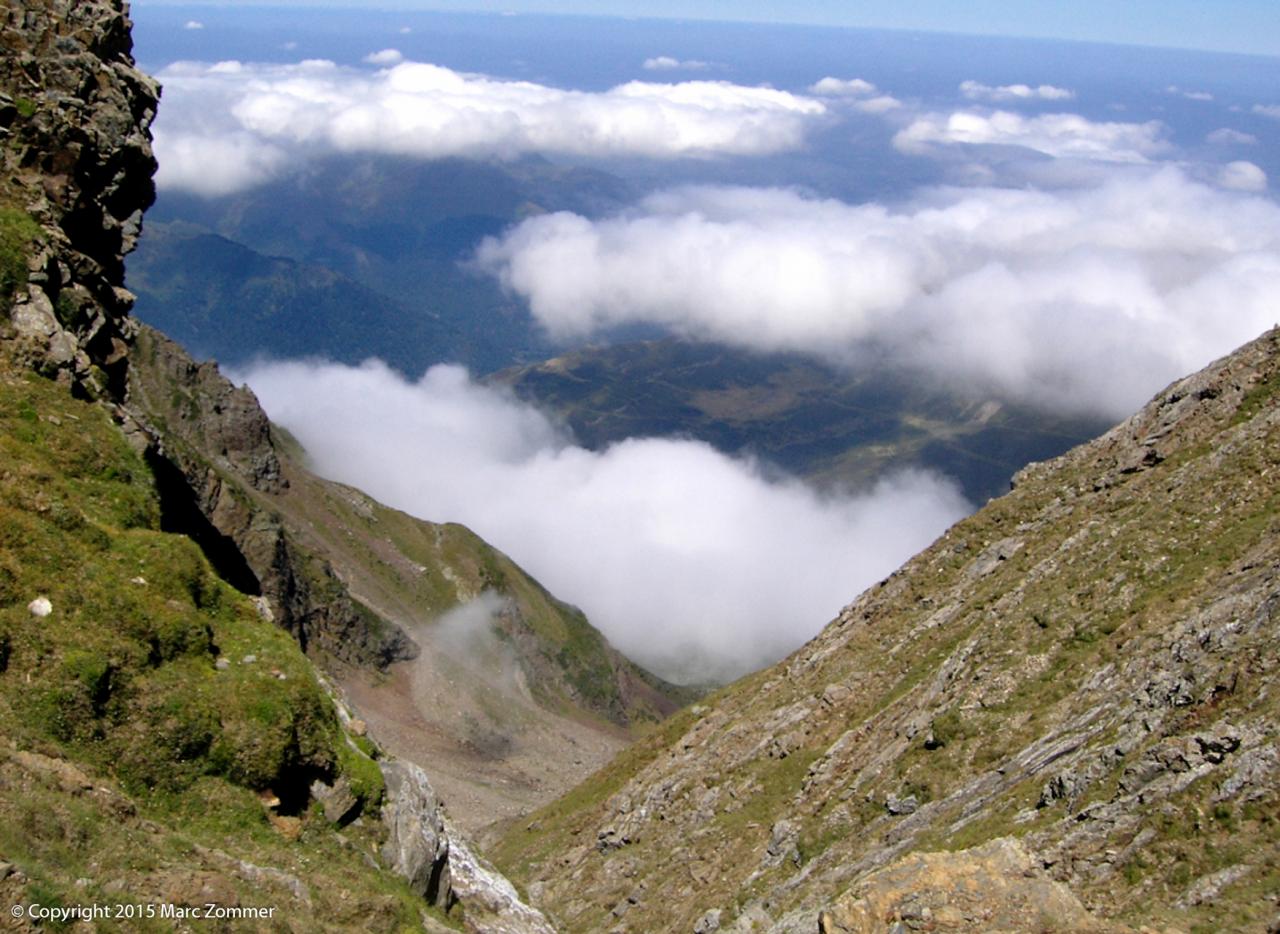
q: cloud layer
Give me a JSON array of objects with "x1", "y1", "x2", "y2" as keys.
[
  {"x1": 475, "y1": 168, "x2": 1280, "y2": 419},
  {"x1": 239, "y1": 360, "x2": 968, "y2": 683},
  {"x1": 152, "y1": 58, "x2": 826, "y2": 195}
]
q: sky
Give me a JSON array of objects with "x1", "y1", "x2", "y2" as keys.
[{"x1": 132, "y1": 0, "x2": 1280, "y2": 58}]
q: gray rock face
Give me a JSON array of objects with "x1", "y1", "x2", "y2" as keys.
[
  {"x1": 1, "y1": 0, "x2": 158, "y2": 397},
  {"x1": 379, "y1": 758, "x2": 555, "y2": 934},
  {"x1": 380, "y1": 760, "x2": 451, "y2": 903}
]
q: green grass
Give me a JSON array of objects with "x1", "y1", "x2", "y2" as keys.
[{"x1": 0, "y1": 205, "x2": 43, "y2": 308}]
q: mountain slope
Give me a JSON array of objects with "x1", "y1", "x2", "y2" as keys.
[
  {"x1": 127, "y1": 220, "x2": 464, "y2": 373},
  {"x1": 494, "y1": 327, "x2": 1280, "y2": 933},
  {"x1": 496, "y1": 339, "x2": 1108, "y2": 504}
]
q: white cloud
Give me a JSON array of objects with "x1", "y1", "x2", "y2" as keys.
[
  {"x1": 364, "y1": 48, "x2": 404, "y2": 66},
  {"x1": 960, "y1": 80, "x2": 1075, "y2": 102},
  {"x1": 1218, "y1": 160, "x2": 1267, "y2": 192},
  {"x1": 238, "y1": 359, "x2": 968, "y2": 683},
  {"x1": 1253, "y1": 104, "x2": 1280, "y2": 120},
  {"x1": 810, "y1": 77, "x2": 878, "y2": 96},
  {"x1": 1207, "y1": 127, "x2": 1258, "y2": 145},
  {"x1": 894, "y1": 110, "x2": 1168, "y2": 163},
  {"x1": 151, "y1": 129, "x2": 288, "y2": 198},
  {"x1": 475, "y1": 168, "x2": 1280, "y2": 419},
  {"x1": 151, "y1": 58, "x2": 827, "y2": 194},
  {"x1": 642, "y1": 56, "x2": 710, "y2": 71},
  {"x1": 808, "y1": 77, "x2": 900, "y2": 113},
  {"x1": 183, "y1": 20, "x2": 204, "y2": 30}
]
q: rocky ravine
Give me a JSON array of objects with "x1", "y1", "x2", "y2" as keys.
[{"x1": 495, "y1": 328, "x2": 1280, "y2": 933}]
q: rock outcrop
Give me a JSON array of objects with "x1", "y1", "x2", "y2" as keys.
[
  {"x1": 495, "y1": 328, "x2": 1280, "y2": 933},
  {"x1": 380, "y1": 759, "x2": 556, "y2": 934},
  {"x1": 817, "y1": 838, "x2": 1129, "y2": 933},
  {"x1": 1, "y1": 0, "x2": 156, "y2": 397}
]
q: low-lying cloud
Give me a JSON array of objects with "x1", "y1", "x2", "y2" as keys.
[
  {"x1": 152, "y1": 58, "x2": 826, "y2": 195},
  {"x1": 960, "y1": 80, "x2": 1075, "y2": 102},
  {"x1": 475, "y1": 168, "x2": 1280, "y2": 419},
  {"x1": 894, "y1": 110, "x2": 1168, "y2": 163},
  {"x1": 238, "y1": 360, "x2": 969, "y2": 684}
]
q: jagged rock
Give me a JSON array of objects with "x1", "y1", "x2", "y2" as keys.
[
  {"x1": 125, "y1": 326, "x2": 418, "y2": 669},
  {"x1": 1175, "y1": 864, "x2": 1255, "y2": 910},
  {"x1": 764, "y1": 819, "x2": 799, "y2": 867},
  {"x1": 379, "y1": 758, "x2": 555, "y2": 933},
  {"x1": 442, "y1": 827, "x2": 557, "y2": 934},
  {"x1": 499, "y1": 329, "x2": 1280, "y2": 932},
  {"x1": 1, "y1": 0, "x2": 157, "y2": 396},
  {"x1": 884, "y1": 793, "x2": 918, "y2": 816},
  {"x1": 694, "y1": 908, "x2": 723, "y2": 932}
]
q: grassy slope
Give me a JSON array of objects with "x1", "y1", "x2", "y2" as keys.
[
  {"x1": 493, "y1": 330, "x2": 1280, "y2": 933},
  {"x1": 0, "y1": 350, "x2": 454, "y2": 931}
]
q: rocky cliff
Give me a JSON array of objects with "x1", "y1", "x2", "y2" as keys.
[
  {"x1": 1, "y1": 0, "x2": 156, "y2": 397},
  {"x1": 495, "y1": 328, "x2": 1280, "y2": 933}
]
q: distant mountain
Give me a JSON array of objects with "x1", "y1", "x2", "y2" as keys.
[
  {"x1": 494, "y1": 327, "x2": 1280, "y2": 933},
  {"x1": 133, "y1": 153, "x2": 637, "y2": 374},
  {"x1": 127, "y1": 221, "x2": 466, "y2": 371},
  {"x1": 497, "y1": 339, "x2": 1111, "y2": 504}
]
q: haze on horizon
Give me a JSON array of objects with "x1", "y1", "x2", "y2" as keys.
[{"x1": 131, "y1": 0, "x2": 1280, "y2": 59}]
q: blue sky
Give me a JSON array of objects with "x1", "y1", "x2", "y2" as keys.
[{"x1": 135, "y1": 0, "x2": 1280, "y2": 58}]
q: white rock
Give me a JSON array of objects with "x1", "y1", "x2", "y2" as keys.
[{"x1": 27, "y1": 596, "x2": 52, "y2": 618}]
